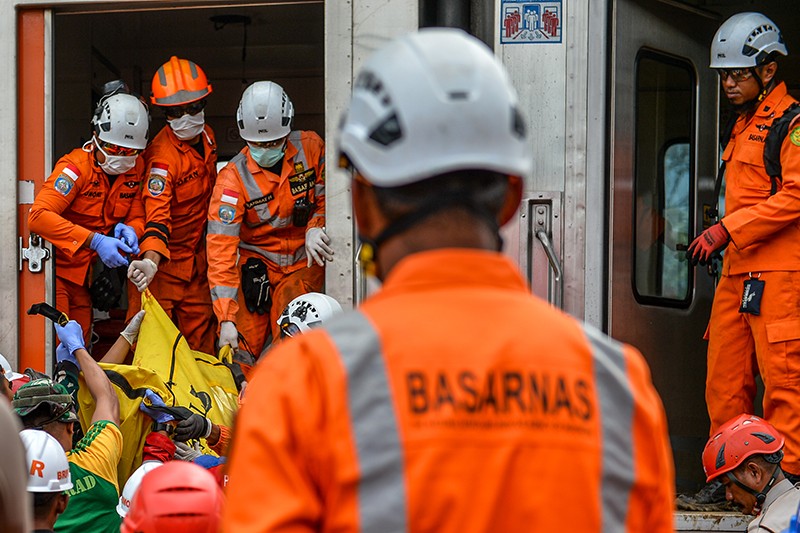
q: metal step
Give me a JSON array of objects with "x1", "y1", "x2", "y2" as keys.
[{"x1": 676, "y1": 511, "x2": 749, "y2": 532}]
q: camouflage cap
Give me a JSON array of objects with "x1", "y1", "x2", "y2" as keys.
[{"x1": 12, "y1": 377, "x2": 78, "y2": 424}]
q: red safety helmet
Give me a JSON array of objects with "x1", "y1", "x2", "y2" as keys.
[
  {"x1": 151, "y1": 56, "x2": 212, "y2": 106},
  {"x1": 120, "y1": 461, "x2": 224, "y2": 533},
  {"x1": 702, "y1": 414, "x2": 784, "y2": 482}
]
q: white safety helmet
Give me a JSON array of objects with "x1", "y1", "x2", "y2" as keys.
[
  {"x1": 337, "y1": 28, "x2": 531, "y2": 188},
  {"x1": 710, "y1": 12, "x2": 788, "y2": 68},
  {"x1": 117, "y1": 460, "x2": 164, "y2": 517},
  {"x1": 92, "y1": 93, "x2": 150, "y2": 149},
  {"x1": 19, "y1": 429, "x2": 73, "y2": 493},
  {"x1": 237, "y1": 81, "x2": 294, "y2": 142},
  {"x1": 277, "y1": 293, "x2": 343, "y2": 338},
  {"x1": 0, "y1": 353, "x2": 24, "y2": 382}
]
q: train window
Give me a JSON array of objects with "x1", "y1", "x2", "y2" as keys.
[{"x1": 633, "y1": 52, "x2": 694, "y2": 306}]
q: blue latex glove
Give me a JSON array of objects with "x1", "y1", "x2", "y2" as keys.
[
  {"x1": 139, "y1": 389, "x2": 175, "y2": 424},
  {"x1": 114, "y1": 223, "x2": 140, "y2": 255},
  {"x1": 56, "y1": 342, "x2": 80, "y2": 370},
  {"x1": 90, "y1": 233, "x2": 132, "y2": 268},
  {"x1": 54, "y1": 320, "x2": 85, "y2": 357},
  {"x1": 194, "y1": 454, "x2": 226, "y2": 469}
]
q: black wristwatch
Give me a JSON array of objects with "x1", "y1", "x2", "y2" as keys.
[{"x1": 151, "y1": 421, "x2": 173, "y2": 435}]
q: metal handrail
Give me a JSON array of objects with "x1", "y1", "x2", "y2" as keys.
[{"x1": 535, "y1": 230, "x2": 563, "y2": 309}]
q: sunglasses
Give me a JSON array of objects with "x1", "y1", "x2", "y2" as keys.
[
  {"x1": 98, "y1": 140, "x2": 142, "y2": 156},
  {"x1": 249, "y1": 136, "x2": 287, "y2": 150},
  {"x1": 716, "y1": 68, "x2": 754, "y2": 83},
  {"x1": 164, "y1": 100, "x2": 207, "y2": 119}
]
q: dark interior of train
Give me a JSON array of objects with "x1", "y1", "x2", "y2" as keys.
[{"x1": 52, "y1": 2, "x2": 324, "y2": 352}]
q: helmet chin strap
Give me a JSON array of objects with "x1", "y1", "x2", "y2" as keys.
[
  {"x1": 358, "y1": 193, "x2": 503, "y2": 280},
  {"x1": 732, "y1": 67, "x2": 775, "y2": 114},
  {"x1": 726, "y1": 465, "x2": 782, "y2": 513}
]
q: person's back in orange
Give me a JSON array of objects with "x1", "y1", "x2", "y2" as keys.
[{"x1": 223, "y1": 29, "x2": 675, "y2": 532}]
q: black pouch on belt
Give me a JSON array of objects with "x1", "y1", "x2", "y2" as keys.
[
  {"x1": 89, "y1": 265, "x2": 125, "y2": 312},
  {"x1": 241, "y1": 257, "x2": 271, "y2": 315},
  {"x1": 739, "y1": 276, "x2": 765, "y2": 315}
]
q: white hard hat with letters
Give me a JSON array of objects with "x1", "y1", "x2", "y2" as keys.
[{"x1": 19, "y1": 429, "x2": 73, "y2": 493}]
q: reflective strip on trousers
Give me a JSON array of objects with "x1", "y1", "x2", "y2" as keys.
[
  {"x1": 239, "y1": 243, "x2": 307, "y2": 269},
  {"x1": 583, "y1": 324, "x2": 634, "y2": 532},
  {"x1": 326, "y1": 312, "x2": 407, "y2": 533}
]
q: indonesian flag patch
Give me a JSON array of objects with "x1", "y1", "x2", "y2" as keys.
[
  {"x1": 149, "y1": 162, "x2": 169, "y2": 177},
  {"x1": 220, "y1": 188, "x2": 240, "y2": 206}
]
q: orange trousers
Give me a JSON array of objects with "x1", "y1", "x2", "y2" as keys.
[
  {"x1": 128, "y1": 268, "x2": 217, "y2": 355},
  {"x1": 706, "y1": 271, "x2": 800, "y2": 474},
  {"x1": 56, "y1": 277, "x2": 93, "y2": 348},
  {"x1": 235, "y1": 254, "x2": 324, "y2": 358}
]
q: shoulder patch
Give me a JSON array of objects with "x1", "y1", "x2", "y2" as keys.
[
  {"x1": 149, "y1": 162, "x2": 169, "y2": 177},
  {"x1": 53, "y1": 174, "x2": 74, "y2": 196},
  {"x1": 148, "y1": 175, "x2": 166, "y2": 196},
  {"x1": 218, "y1": 205, "x2": 236, "y2": 224},
  {"x1": 791, "y1": 126, "x2": 800, "y2": 147}
]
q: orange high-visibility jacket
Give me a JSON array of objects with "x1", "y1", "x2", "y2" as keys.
[
  {"x1": 207, "y1": 130, "x2": 325, "y2": 323},
  {"x1": 29, "y1": 147, "x2": 146, "y2": 286},
  {"x1": 140, "y1": 125, "x2": 217, "y2": 281},
  {"x1": 721, "y1": 82, "x2": 800, "y2": 275},
  {"x1": 223, "y1": 249, "x2": 675, "y2": 533}
]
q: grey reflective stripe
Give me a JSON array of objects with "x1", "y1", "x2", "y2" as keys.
[
  {"x1": 208, "y1": 220, "x2": 241, "y2": 236},
  {"x1": 288, "y1": 131, "x2": 307, "y2": 169},
  {"x1": 583, "y1": 324, "x2": 634, "y2": 532},
  {"x1": 325, "y1": 311, "x2": 407, "y2": 533},
  {"x1": 153, "y1": 88, "x2": 210, "y2": 105},
  {"x1": 235, "y1": 152, "x2": 279, "y2": 225},
  {"x1": 210, "y1": 285, "x2": 238, "y2": 301},
  {"x1": 239, "y1": 243, "x2": 306, "y2": 268},
  {"x1": 315, "y1": 181, "x2": 325, "y2": 197}
]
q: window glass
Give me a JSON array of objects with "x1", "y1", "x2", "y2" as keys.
[{"x1": 634, "y1": 52, "x2": 694, "y2": 304}]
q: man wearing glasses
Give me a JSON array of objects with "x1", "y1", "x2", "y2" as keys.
[
  {"x1": 28, "y1": 88, "x2": 148, "y2": 348},
  {"x1": 207, "y1": 81, "x2": 329, "y2": 358},
  {"x1": 128, "y1": 56, "x2": 218, "y2": 355},
  {"x1": 684, "y1": 12, "x2": 800, "y2": 505}
]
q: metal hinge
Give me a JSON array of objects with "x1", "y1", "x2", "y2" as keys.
[{"x1": 20, "y1": 233, "x2": 50, "y2": 273}]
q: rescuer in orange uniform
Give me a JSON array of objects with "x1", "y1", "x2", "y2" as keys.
[
  {"x1": 29, "y1": 89, "x2": 148, "y2": 347},
  {"x1": 207, "y1": 81, "x2": 329, "y2": 357},
  {"x1": 223, "y1": 29, "x2": 675, "y2": 532},
  {"x1": 685, "y1": 13, "x2": 800, "y2": 493},
  {"x1": 127, "y1": 57, "x2": 217, "y2": 354}
]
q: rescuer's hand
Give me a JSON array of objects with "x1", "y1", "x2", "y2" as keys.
[
  {"x1": 306, "y1": 227, "x2": 333, "y2": 267},
  {"x1": 127, "y1": 258, "x2": 158, "y2": 292},
  {"x1": 54, "y1": 320, "x2": 86, "y2": 357},
  {"x1": 686, "y1": 223, "x2": 730, "y2": 266},
  {"x1": 114, "y1": 223, "x2": 140, "y2": 255},
  {"x1": 173, "y1": 413, "x2": 213, "y2": 442},
  {"x1": 56, "y1": 341, "x2": 80, "y2": 370},
  {"x1": 139, "y1": 389, "x2": 174, "y2": 424},
  {"x1": 90, "y1": 233, "x2": 133, "y2": 268},
  {"x1": 219, "y1": 321, "x2": 239, "y2": 351},
  {"x1": 120, "y1": 310, "x2": 146, "y2": 346},
  {"x1": 174, "y1": 441, "x2": 203, "y2": 462}
]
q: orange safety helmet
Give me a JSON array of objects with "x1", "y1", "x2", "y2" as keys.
[
  {"x1": 702, "y1": 414, "x2": 784, "y2": 483},
  {"x1": 151, "y1": 56, "x2": 212, "y2": 106},
  {"x1": 120, "y1": 461, "x2": 224, "y2": 533}
]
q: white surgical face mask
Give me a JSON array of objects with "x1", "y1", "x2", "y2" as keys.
[
  {"x1": 94, "y1": 138, "x2": 137, "y2": 175},
  {"x1": 168, "y1": 110, "x2": 205, "y2": 140}
]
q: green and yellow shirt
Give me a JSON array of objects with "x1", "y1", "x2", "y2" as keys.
[{"x1": 54, "y1": 420, "x2": 122, "y2": 533}]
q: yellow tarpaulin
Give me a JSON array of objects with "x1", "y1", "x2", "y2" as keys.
[{"x1": 77, "y1": 290, "x2": 238, "y2": 485}]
